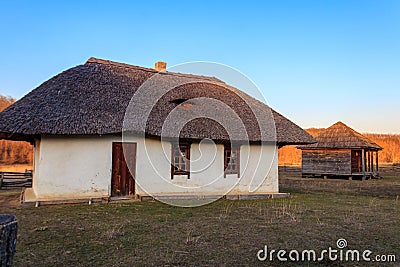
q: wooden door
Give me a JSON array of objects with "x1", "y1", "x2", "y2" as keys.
[
  {"x1": 111, "y1": 142, "x2": 136, "y2": 197},
  {"x1": 351, "y1": 150, "x2": 362, "y2": 172}
]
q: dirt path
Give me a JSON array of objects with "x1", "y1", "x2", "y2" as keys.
[{"x1": 0, "y1": 189, "x2": 22, "y2": 209}]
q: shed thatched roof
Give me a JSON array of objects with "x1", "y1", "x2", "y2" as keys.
[
  {"x1": 298, "y1": 122, "x2": 382, "y2": 150},
  {"x1": 0, "y1": 57, "x2": 315, "y2": 145}
]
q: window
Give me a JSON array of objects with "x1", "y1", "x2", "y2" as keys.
[
  {"x1": 224, "y1": 145, "x2": 240, "y2": 177},
  {"x1": 171, "y1": 143, "x2": 190, "y2": 179},
  {"x1": 170, "y1": 98, "x2": 188, "y2": 105}
]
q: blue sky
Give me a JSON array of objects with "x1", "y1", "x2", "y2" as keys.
[{"x1": 1, "y1": 0, "x2": 399, "y2": 133}]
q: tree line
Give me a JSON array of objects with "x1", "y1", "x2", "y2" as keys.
[{"x1": 0, "y1": 95, "x2": 33, "y2": 165}]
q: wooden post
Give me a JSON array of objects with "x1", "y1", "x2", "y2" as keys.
[
  {"x1": 371, "y1": 151, "x2": 374, "y2": 172},
  {"x1": 361, "y1": 149, "x2": 366, "y2": 179},
  {"x1": 369, "y1": 151, "x2": 372, "y2": 172},
  {"x1": 0, "y1": 215, "x2": 18, "y2": 267},
  {"x1": 369, "y1": 151, "x2": 374, "y2": 172},
  {"x1": 368, "y1": 151, "x2": 371, "y2": 172},
  {"x1": 370, "y1": 151, "x2": 374, "y2": 172},
  {"x1": 376, "y1": 151, "x2": 379, "y2": 172},
  {"x1": 0, "y1": 173, "x2": 3, "y2": 189}
]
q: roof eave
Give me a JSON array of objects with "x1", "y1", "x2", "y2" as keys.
[
  {"x1": 0, "y1": 132, "x2": 36, "y2": 143},
  {"x1": 298, "y1": 146, "x2": 382, "y2": 151}
]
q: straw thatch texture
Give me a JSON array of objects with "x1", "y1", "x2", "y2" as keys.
[
  {"x1": 299, "y1": 122, "x2": 382, "y2": 150},
  {"x1": 0, "y1": 58, "x2": 314, "y2": 145}
]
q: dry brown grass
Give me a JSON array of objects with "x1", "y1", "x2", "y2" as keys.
[{"x1": 102, "y1": 226, "x2": 125, "y2": 240}]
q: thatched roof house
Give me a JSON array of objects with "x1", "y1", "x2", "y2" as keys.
[
  {"x1": 0, "y1": 58, "x2": 314, "y2": 204},
  {"x1": 0, "y1": 58, "x2": 312, "y2": 145},
  {"x1": 299, "y1": 122, "x2": 382, "y2": 179}
]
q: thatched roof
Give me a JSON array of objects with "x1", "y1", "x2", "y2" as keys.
[
  {"x1": 298, "y1": 122, "x2": 382, "y2": 150},
  {"x1": 0, "y1": 57, "x2": 315, "y2": 145}
]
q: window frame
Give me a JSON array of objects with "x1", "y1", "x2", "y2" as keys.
[
  {"x1": 224, "y1": 145, "x2": 240, "y2": 177},
  {"x1": 171, "y1": 143, "x2": 191, "y2": 179}
]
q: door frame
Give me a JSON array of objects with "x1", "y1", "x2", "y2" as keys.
[
  {"x1": 351, "y1": 149, "x2": 362, "y2": 173},
  {"x1": 111, "y1": 142, "x2": 137, "y2": 197}
]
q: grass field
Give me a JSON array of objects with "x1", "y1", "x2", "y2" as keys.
[{"x1": 1, "y1": 166, "x2": 399, "y2": 266}]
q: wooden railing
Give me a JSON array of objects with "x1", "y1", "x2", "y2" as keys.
[{"x1": 0, "y1": 171, "x2": 32, "y2": 189}]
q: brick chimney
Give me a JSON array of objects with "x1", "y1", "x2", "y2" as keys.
[{"x1": 155, "y1": 61, "x2": 167, "y2": 72}]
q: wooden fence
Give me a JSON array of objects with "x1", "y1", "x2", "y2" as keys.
[{"x1": 0, "y1": 171, "x2": 32, "y2": 189}]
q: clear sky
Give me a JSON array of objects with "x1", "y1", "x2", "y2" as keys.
[{"x1": 1, "y1": 0, "x2": 399, "y2": 133}]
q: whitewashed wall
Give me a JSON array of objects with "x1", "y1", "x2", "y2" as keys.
[
  {"x1": 26, "y1": 135, "x2": 279, "y2": 201},
  {"x1": 30, "y1": 136, "x2": 113, "y2": 200}
]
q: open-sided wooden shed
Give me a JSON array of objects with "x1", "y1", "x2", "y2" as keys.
[{"x1": 298, "y1": 122, "x2": 382, "y2": 179}]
